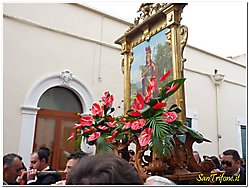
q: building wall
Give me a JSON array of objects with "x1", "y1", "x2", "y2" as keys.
[
  {"x1": 3, "y1": 3, "x2": 128, "y2": 159},
  {"x1": 3, "y1": 3, "x2": 246, "y2": 164},
  {"x1": 184, "y1": 46, "x2": 246, "y2": 157}
]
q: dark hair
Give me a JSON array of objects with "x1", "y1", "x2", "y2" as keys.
[
  {"x1": 223, "y1": 149, "x2": 241, "y2": 162},
  {"x1": 3, "y1": 153, "x2": 22, "y2": 166},
  {"x1": 33, "y1": 147, "x2": 50, "y2": 163},
  {"x1": 67, "y1": 151, "x2": 87, "y2": 160},
  {"x1": 66, "y1": 154, "x2": 143, "y2": 185},
  {"x1": 210, "y1": 156, "x2": 220, "y2": 165}
]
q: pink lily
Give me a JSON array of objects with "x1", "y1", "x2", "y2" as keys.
[
  {"x1": 131, "y1": 119, "x2": 147, "y2": 130},
  {"x1": 166, "y1": 83, "x2": 179, "y2": 94},
  {"x1": 102, "y1": 91, "x2": 114, "y2": 107},
  {"x1": 88, "y1": 132, "x2": 101, "y2": 142},
  {"x1": 162, "y1": 111, "x2": 178, "y2": 123},
  {"x1": 123, "y1": 121, "x2": 132, "y2": 129},
  {"x1": 91, "y1": 103, "x2": 103, "y2": 117},
  {"x1": 79, "y1": 116, "x2": 94, "y2": 127},
  {"x1": 139, "y1": 128, "x2": 153, "y2": 147},
  {"x1": 106, "y1": 121, "x2": 117, "y2": 128},
  {"x1": 98, "y1": 125, "x2": 109, "y2": 130},
  {"x1": 132, "y1": 93, "x2": 145, "y2": 111}
]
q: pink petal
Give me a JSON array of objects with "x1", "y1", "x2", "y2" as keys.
[{"x1": 139, "y1": 128, "x2": 153, "y2": 147}]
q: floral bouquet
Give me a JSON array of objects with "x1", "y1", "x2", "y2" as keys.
[
  {"x1": 72, "y1": 70, "x2": 210, "y2": 156},
  {"x1": 72, "y1": 91, "x2": 127, "y2": 152}
]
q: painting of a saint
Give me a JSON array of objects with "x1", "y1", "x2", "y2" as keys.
[
  {"x1": 130, "y1": 28, "x2": 173, "y2": 100},
  {"x1": 141, "y1": 46, "x2": 158, "y2": 96}
]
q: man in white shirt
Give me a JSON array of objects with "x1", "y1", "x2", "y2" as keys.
[{"x1": 27, "y1": 147, "x2": 61, "y2": 185}]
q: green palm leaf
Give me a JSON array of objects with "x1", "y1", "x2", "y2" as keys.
[{"x1": 96, "y1": 135, "x2": 114, "y2": 153}]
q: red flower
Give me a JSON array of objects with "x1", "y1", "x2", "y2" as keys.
[
  {"x1": 79, "y1": 116, "x2": 94, "y2": 127},
  {"x1": 83, "y1": 126, "x2": 95, "y2": 133},
  {"x1": 160, "y1": 69, "x2": 171, "y2": 82},
  {"x1": 91, "y1": 103, "x2": 103, "y2": 117},
  {"x1": 106, "y1": 122, "x2": 117, "y2": 128},
  {"x1": 139, "y1": 128, "x2": 153, "y2": 147},
  {"x1": 119, "y1": 117, "x2": 126, "y2": 122},
  {"x1": 152, "y1": 102, "x2": 167, "y2": 109},
  {"x1": 145, "y1": 85, "x2": 153, "y2": 103},
  {"x1": 102, "y1": 91, "x2": 114, "y2": 107},
  {"x1": 166, "y1": 83, "x2": 179, "y2": 94},
  {"x1": 149, "y1": 77, "x2": 157, "y2": 91},
  {"x1": 132, "y1": 93, "x2": 145, "y2": 111},
  {"x1": 131, "y1": 119, "x2": 146, "y2": 130},
  {"x1": 88, "y1": 132, "x2": 101, "y2": 142},
  {"x1": 123, "y1": 121, "x2": 132, "y2": 129},
  {"x1": 98, "y1": 125, "x2": 109, "y2": 130},
  {"x1": 128, "y1": 111, "x2": 141, "y2": 117},
  {"x1": 74, "y1": 124, "x2": 82, "y2": 129},
  {"x1": 106, "y1": 130, "x2": 118, "y2": 144},
  {"x1": 162, "y1": 111, "x2": 178, "y2": 123},
  {"x1": 107, "y1": 116, "x2": 115, "y2": 121}
]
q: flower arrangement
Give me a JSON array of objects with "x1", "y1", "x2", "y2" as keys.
[
  {"x1": 72, "y1": 91, "x2": 127, "y2": 152},
  {"x1": 72, "y1": 70, "x2": 210, "y2": 156}
]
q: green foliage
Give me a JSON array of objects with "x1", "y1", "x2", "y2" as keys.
[
  {"x1": 75, "y1": 135, "x2": 82, "y2": 151},
  {"x1": 96, "y1": 135, "x2": 114, "y2": 154},
  {"x1": 161, "y1": 78, "x2": 186, "y2": 100},
  {"x1": 181, "y1": 125, "x2": 211, "y2": 142}
]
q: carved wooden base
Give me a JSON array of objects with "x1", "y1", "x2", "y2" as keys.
[{"x1": 113, "y1": 132, "x2": 214, "y2": 183}]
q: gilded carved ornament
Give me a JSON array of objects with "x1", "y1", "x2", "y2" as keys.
[
  {"x1": 166, "y1": 29, "x2": 172, "y2": 46},
  {"x1": 179, "y1": 25, "x2": 188, "y2": 65},
  {"x1": 121, "y1": 51, "x2": 133, "y2": 74},
  {"x1": 126, "y1": 3, "x2": 168, "y2": 32}
]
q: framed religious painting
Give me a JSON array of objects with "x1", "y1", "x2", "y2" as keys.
[
  {"x1": 130, "y1": 28, "x2": 173, "y2": 101},
  {"x1": 115, "y1": 3, "x2": 188, "y2": 123}
]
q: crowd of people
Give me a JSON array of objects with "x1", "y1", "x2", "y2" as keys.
[
  {"x1": 3, "y1": 147, "x2": 246, "y2": 185},
  {"x1": 193, "y1": 149, "x2": 246, "y2": 185}
]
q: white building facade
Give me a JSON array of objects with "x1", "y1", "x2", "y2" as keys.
[{"x1": 3, "y1": 3, "x2": 246, "y2": 167}]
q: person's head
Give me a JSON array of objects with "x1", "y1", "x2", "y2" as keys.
[
  {"x1": 221, "y1": 149, "x2": 241, "y2": 175},
  {"x1": 145, "y1": 46, "x2": 152, "y2": 62},
  {"x1": 64, "y1": 151, "x2": 87, "y2": 180},
  {"x1": 193, "y1": 151, "x2": 201, "y2": 163},
  {"x1": 145, "y1": 175, "x2": 176, "y2": 185},
  {"x1": 209, "y1": 156, "x2": 221, "y2": 168},
  {"x1": 29, "y1": 147, "x2": 50, "y2": 171},
  {"x1": 66, "y1": 154, "x2": 143, "y2": 185},
  {"x1": 3, "y1": 153, "x2": 23, "y2": 184}
]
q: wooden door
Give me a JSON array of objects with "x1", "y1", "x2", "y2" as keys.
[{"x1": 33, "y1": 109, "x2": 79, "y2": 170}]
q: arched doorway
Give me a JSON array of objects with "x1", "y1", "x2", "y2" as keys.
[
  {"x1": 33, "y1": 87, "x2": 82, "y2": 170},
  {"x1": 18, "y1": 71, "x2": 94, "y2": 168}
]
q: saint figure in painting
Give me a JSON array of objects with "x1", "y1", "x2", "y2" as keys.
[{"x1": 141, "y1": 46, "x2": 158, "y2": 96}]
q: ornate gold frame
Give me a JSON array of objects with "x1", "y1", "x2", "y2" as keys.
[{"x1": 115, "y1": 3, "x2": 188, "y2": 123}]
